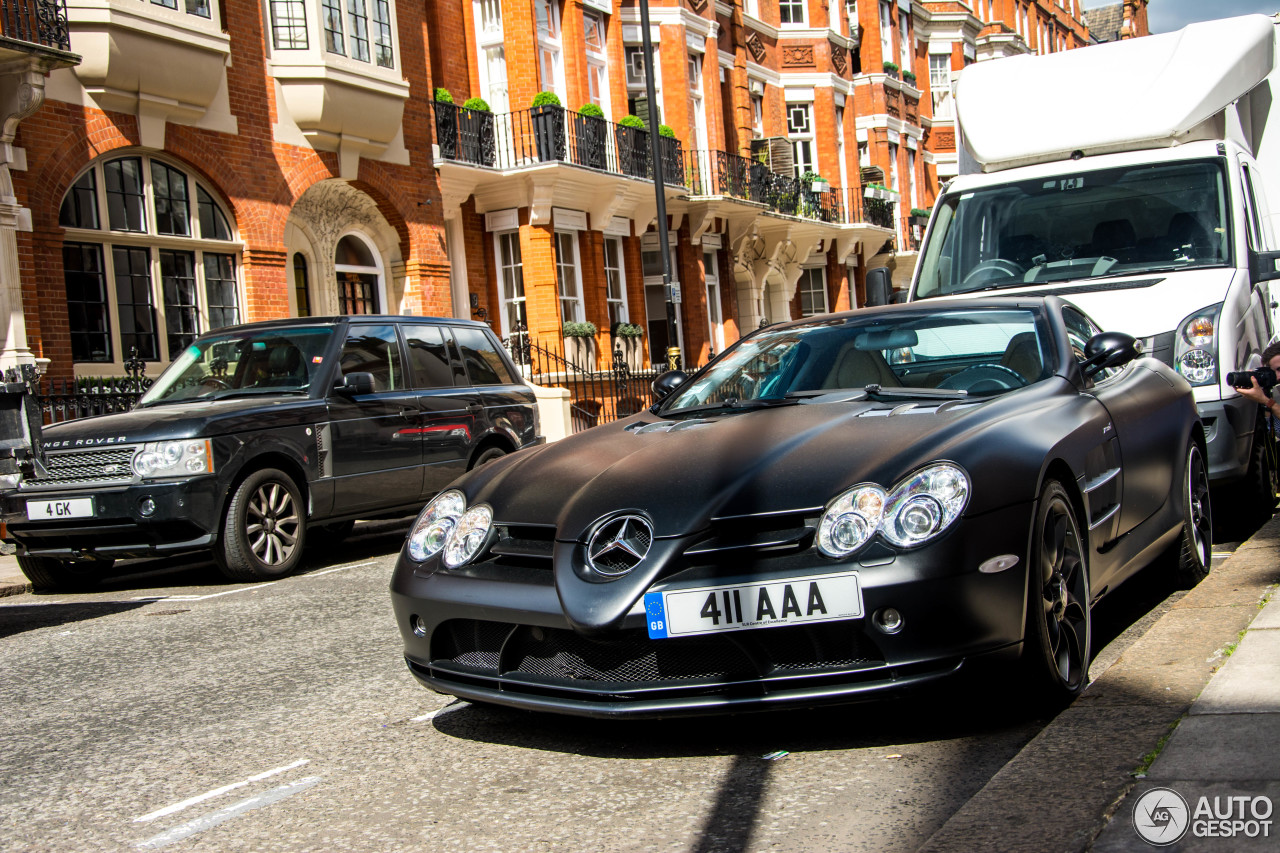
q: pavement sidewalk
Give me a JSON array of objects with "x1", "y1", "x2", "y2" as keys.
[{"x1": 0, "y1": 552, "x2": 28, "y2": 597}]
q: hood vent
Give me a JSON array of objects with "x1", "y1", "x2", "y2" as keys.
[
  {"x1": 856, "y1": 399, "x2": 978, "y2": 418},
  {"x1": 626, "y1": 420, "x2": 715, "y2": 435}
]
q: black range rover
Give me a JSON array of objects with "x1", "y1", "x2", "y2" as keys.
[{"x1": 2, "y1": 316, "x2": 542, "y2": 591}]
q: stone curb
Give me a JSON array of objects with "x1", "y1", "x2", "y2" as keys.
[{"x1": 916, "y1": 515, "x2": 1280, "y2": 853}]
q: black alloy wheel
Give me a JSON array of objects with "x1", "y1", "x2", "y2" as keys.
[
  {"x1": 217, "y1": 467, "x2": 306, "y2": 582},
  {"x1": 1172, "y1": 441, "x2": 1212, "y2": 589},
  {"x1": 1022, "y1": 480, "x2": 1091, "y2": 705}
]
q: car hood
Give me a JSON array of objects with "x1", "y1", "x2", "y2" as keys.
[
  {"x1": 41, "y1": 397, "x2": 325, "y2": 446},
  {"x1": 466, "y1": 384, "x2": 1063, "y2": 541}
]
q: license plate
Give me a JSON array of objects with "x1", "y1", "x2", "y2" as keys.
[
  {"x1": 644, "y1": 571, "x2": 863, "y2": 639},
  {"x1": 26, "y1": 497, "x2": 94, "y2": 520}
]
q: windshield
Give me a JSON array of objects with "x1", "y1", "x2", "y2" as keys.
[
  {"x1": 659, "y1": 308, "x2": 1049, "y2": 413},
  {"x1": 138, "y1": 326, "x2": 335, "y2": 405},
  {"x1": 916, "y1": 159, "x2": 1230, "y2": 297}
]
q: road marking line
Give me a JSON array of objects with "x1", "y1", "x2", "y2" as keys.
[
  {"x1": 134, "y1": 759, "x2": 310, "y2": 823},
  {"x1": 129, "y1": 560, "x2": 378, "y2": 602},
  {"x1": 309, "y1": 561, "x2": 377, "y2": 577},
  {"x1": 135, "y1": 776, "x2": 321, "y2": 849}
]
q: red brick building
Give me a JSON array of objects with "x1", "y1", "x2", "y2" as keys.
[{"x1": 0, "y1": 1, "x2": 1123, "y2": 396}]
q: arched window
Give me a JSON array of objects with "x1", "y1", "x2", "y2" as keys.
[
  {"x1": 59, "y1": 154, "x2": 241, "y2": 366},
  {"x1": 334, "y1": 233, "x2": 381, "y2": 314}
]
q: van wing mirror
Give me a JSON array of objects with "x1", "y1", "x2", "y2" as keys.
[
  {"x1": 1251, "y1": 249, "x2": 1280, "y2": 283},
  {"x1": 864, "y1": 268, "x2": 893, "y2": 306},
  {"x1": 1082, "y1": 331, "x2": 1140, "y2": 378},
  {"x1": 335, "y1": 372, "x2": 375, "y2": 395}
]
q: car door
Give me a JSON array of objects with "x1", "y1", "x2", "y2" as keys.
[
  {"x1": 449, "y1": 324, "x2": 538, "y2": 448},
  {"x1": 326, "y1": 323, "x2": 424, "y2": 512},
  {"x1": 402, "y1": 323, "x2": 478, "y2": 498}
]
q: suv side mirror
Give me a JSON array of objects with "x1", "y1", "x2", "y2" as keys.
[
  {"x1": 335, "y1": 372, "x2": 375, "y2": 395},
  {"x1": 864, "y1": 267, "x2": 893, "y2": 306},
  {"x1": 652, "y1": 370, "x2": 689, "y2": 400},
  {"x1": 1082, "y1": 331, "x2": 1140, "y2": 378}
]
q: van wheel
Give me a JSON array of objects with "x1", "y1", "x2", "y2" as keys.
[
  {"x1": 15, "y1": 555, "x2": 107, "y2": 592},
  {"x1": 217, "y1": 468, "x2": 306, "y2": 582},
  {"x1": 470, "y1": 447, "x2": 507, "y2": 469}
]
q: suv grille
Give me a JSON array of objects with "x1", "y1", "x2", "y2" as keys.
[{"x1": 25, "y1": 447, "x2": 138, "y2": 488}]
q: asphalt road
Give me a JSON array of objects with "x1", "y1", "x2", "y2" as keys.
[{"x1": 0, "y1": 520, "x2": 1245, "y2": 853}]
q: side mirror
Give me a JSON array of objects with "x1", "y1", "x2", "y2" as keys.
[
  {"x1": 1082, "y1": 331, "x2": 1140, "y2": 378},
  {"x1": 335, "y1": 372, "x2": 375, "y2": 395},
  {"x1": 864, "y1": 267, "x2": 893, "y2": 307},
  {"x1": 652, "y1": 370, "x2": 689, "y2": 400},
  {"x1": 1251, "y1": 249, "x2": 1280, "y2": 283}
]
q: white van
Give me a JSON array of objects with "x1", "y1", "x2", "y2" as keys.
[{"x1": 898, "y1": 14, "x2": 1280, "y2": 519}]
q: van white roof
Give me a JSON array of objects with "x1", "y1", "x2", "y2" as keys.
[{"x1": 956, "y1": 14, "x2": 1276, "y2": 172}]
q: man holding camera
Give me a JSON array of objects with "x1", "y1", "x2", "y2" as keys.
[{"x1": 1236, "y1": 341, "x2": 1280, "y2": 414}]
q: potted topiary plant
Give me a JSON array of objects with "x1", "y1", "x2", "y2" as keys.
[
  {"x1": 458, "y1": 96, "x2": 496, "y2": 166},
  {"x1": 803, "y1": 170, "x2": 830, "y2": 193},
  {"x1": 909, "y1": 207, "x2": 931, "y2": 227},
  {"x1": 617, "y1": 114, "x2": 649, "y2": 178},
  {"x1": 575, "y1": 103, "x2": 608, "y2": 170},
  {"x1": 434, "y1": 87, "x2": 458, "y2": 159},
  {"x1": 902, "y1": 69, "x2": 917, "y2": 86},
  {"x1": 614, "y1": 321, "x2": 645, "y2": 370},
  {"x1": 883, "y1": 60, "x2": 899, "y2": 79},
  {"x1": 530, "y1": 91, "x2": 565, "y2": 162},
  {"x1": 562, "y1": 319, "x2": 598, "y2": 367}
]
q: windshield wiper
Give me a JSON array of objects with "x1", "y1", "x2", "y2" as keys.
[
  {"x1": 865, "y1": 384, "x2": 969, "y2": 400},
  {"x1": 662, "y1": 396, "x2": 802, "y2": 416}
]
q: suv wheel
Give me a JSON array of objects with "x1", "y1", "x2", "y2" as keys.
[
  {"x1": 470, "y1": 446, "x2": 508, "y2": 469},
  {"x1": 217, "y1": 468, "x2": 307, "y2": 582}
]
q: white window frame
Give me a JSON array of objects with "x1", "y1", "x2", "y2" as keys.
[
  {"x1": 880, "y1": 0, "x2": 892, "y2": 62},
  {"x1": 604, "y1": 236, "x2": 628, "y2": 324},
  {"x1": 704, "y1": 248, "x2": 724, "y2": 354},
  {"x1": 584, "y1": 8, "x2": 610, "y2": 113},
  {"x1": 787, "y1": 101, "x2": 816, "y2": 179},
  {"x1": 474, "y1": 0, "x2": 509, "y2": 112},
  {"x1": 779, "y1": 0, "x2": 806, "y2": 27},
  {"x1": 798, "y1": 266, "x2": 829, "y2": 317},
  {"x1": 59, "y1": 153, "x2": 243, "y2": 372},
  {"x1": 494, "y1": 231, "x2": 526, "y2": 336},
  {"x1": 535, "y1": 0, "x2": 565, "y2": 102},
  {"x1": 899, "y1": 6, "x2": 911, "y2": 71},
  {"x1": 554, "y1": 230, "x2": 585, "y2": 324},
  {"x1": 929, "y1": 54, "x2": 952, "y2": 120},
  {"x1": 333, "y1": 230, "x2": 386, "y2": 315}
]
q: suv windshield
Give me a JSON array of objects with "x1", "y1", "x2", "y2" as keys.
[
  {"x1": 659, "y1": 308, "x2": 1048, "y2": 413},
  {"x1": 916, "y1": 158, "x2": 1230, "y2": 297},
  {"x1": 139, "y1": 326, "x2": 336, "y2": 405}
]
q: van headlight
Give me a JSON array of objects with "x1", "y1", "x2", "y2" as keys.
[
  {"x1": 1174, "y1": 304, "x2": 1220, "y2": 386},
  {"x1": 817, "y1": 463, "x2": 969, "y2": 557},
  {"x1": 133, "y1": 439, "x2": 214, "y2": 478}
]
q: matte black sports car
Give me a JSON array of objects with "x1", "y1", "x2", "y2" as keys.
[{"x1": 390, "y1": 296, "x2": 1211, "y2": 718}]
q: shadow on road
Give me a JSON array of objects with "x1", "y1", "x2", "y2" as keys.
[{"x1": 0, "y1": 600, "x2": 150, "y2": 638}]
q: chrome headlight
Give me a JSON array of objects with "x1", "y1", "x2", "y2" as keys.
[
  {"x1": 1174, "y1": 304, "x2": 1220, "y2": 386},
  {"x1": 881, "y1": 463, "x2": 969, "y2": 547},
  {"x1": 817, "y1": 485, "x2": 886, "y2": 558},
  {"x1": 133, "y1": 439, "x2": 214, "y2": 478},
  {"x1": 407, "y1": 489, "x2": 466, "y2": 562},
  {"x1": 443, "y1": 504, "x2": 494, "y2": 568},
  {"x1": 816, "y1": 463, "x2": 970, "y2": 557}
]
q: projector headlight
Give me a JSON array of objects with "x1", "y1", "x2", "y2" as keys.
[
  {"x1": 132, "y1": 439, "x2": 214, "y2": 478},
  {"x1": 816, "y1": 463, "x2": 969, "y2": 557},
  {"x1": 817, "y1": 485, "x2": 886, "y2": 558},
  {"x1": 406, "y1": 489, "x2": 466, "y2": 563},
  {"x1": 443, "y1": 504, "x2": 494, "y2": 568}
]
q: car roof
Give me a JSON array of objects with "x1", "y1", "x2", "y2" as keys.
[
  {"x1": 203, "y1": 314, "x2": 493, "y2": 336},
  {"x1": 764, "y1": 295, "x2": 1064, "y2": 331}
]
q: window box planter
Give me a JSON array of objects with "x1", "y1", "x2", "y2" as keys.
[{"x1": 531, "y1": 104, "x2": 566, "y2": 162}]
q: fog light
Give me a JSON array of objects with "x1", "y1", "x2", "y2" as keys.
[
  {"x1": 139, "y1": 498, "x2": 156, "y2": 517},
  {"x1": 411, "y1": 615, "x2": 427, "y2": 637},
  {"x1": 874, "y1": 607, "x2": 904, "y2": 634}
]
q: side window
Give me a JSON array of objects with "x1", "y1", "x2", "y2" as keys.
[
  {"x1": 403, "y1": 325, "x2": 455, "y2": 389},
  {"x1": 340, "y1": 325, "x2": 403, "y2": 391},
  {"x1": 1242, "y1": 163, "x2": 1266, "y2": 252},
  {"x1": 451, "y1": 326, "x2": 516, "y2": 386}
]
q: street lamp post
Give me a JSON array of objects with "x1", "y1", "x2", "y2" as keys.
[{"x1": 636, "y1": 0, "x2": 681, "y2": 372}]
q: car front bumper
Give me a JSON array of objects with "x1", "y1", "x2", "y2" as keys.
[
  {"x1": 1, "y1": 478, "x2": 221, "y2": 560},
  {"x1": 389, "y1": 502, "x2": 1034, "y2": 718}
]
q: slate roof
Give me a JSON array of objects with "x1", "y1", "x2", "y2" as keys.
[{"x1": 1083, "y1": 4, "x2": 1125, "y2": 43}]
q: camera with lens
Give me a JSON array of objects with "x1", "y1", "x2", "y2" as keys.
[{"x1": 1227, "y1": 365, "x2": 1279, "y2": 394}]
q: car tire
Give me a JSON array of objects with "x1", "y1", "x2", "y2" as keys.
[
  {"x1": 1170, "y1": 440, "x2": 1212, "y2": 590},
  {"x1": 470, "y1": 446, "x2": 507, "y2": 469},
  {"x1": 1020, "y1": 479, "x2": 1091, "y2": 708},
  {"x1": 15, "y1": 554, "x2": 108, "y2": 592},
  {"x1": 216, "y1": 468, "x2": 307, "y2": 582}
]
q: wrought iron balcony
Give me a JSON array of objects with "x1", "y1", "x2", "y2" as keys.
[
  {"x1": 1, "y1": 0, "x2": 71, "y2": 52},
  {"x1": 432, "y1": 101, "x2": 685, "y2": 185}
]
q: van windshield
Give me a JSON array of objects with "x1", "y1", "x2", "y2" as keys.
[
  {"x1": 138, "y1": 327, "x2": 335, "y2": 405},
  {"x1": 915, "y1": 159, "x2": 1231, "y2": 298}
]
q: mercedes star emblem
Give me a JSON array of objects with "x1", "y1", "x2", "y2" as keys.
[{"x1": 586, "y1": 515, "x2": 653, "y2": 577}]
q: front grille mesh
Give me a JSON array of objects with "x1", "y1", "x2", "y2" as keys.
[
  {"x1": 26, "y1": 447, "x2": 137, "y2": 488},
  {"x1": 432, "y1": 619, "x2": 883, "y2": 687}
]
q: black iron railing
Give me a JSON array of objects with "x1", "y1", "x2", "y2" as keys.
[
  {"x1": 684, "y1": 149, "x2": 848, "y2": 224},
  {"x1": 503, "y1": 324, "x2": 665, "y2": 433},
  {"x1": 36, "y1": 349, "x2": 151, "y2": 424},
  {"x1": 432, "y1": 102, "x2": 686, "y2": 184},
  {"x1": 0, "y1": 0, "x2": 71, "y2": 51}
]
